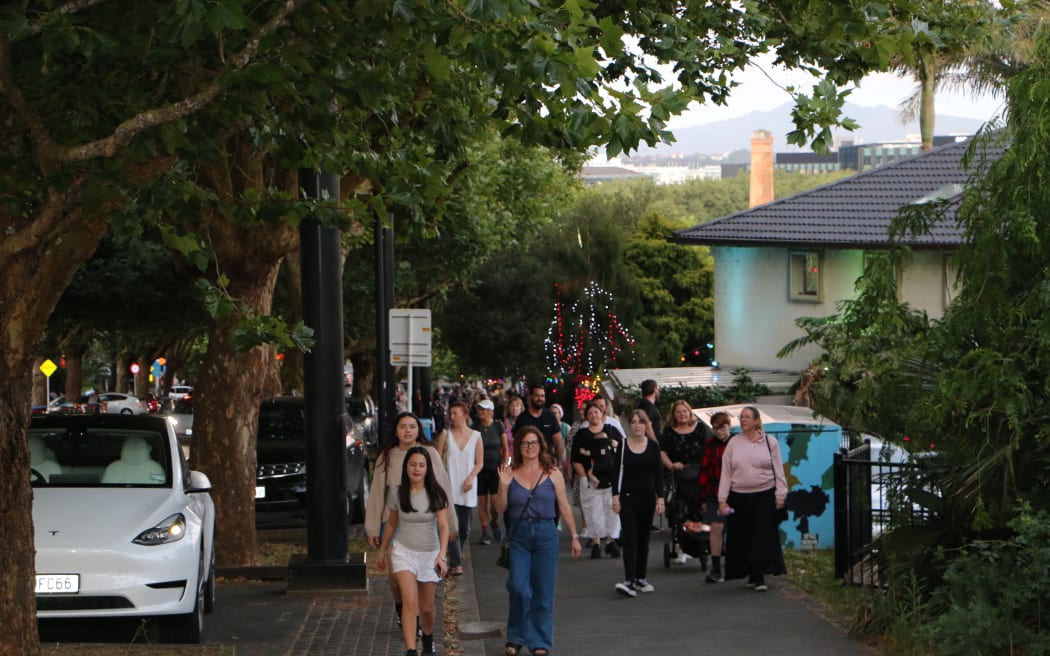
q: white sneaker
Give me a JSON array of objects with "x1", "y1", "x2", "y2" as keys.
[
  {"x1": 674, "y1": 552, "x2": 692, "y2": 564},
  {"x1": 633, "y1": 579, "x2": 654, "y2": 593},
  {"x1": 754, "y1": 584, "x2": 769, "y2": 592},
  {"x1": 615, "y1": 581, "x2": 637, "y2": 597}
]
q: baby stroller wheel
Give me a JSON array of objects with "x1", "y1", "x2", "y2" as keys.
[{"x1": 663, "y1": 541, "x2": 672, "y2": 569}]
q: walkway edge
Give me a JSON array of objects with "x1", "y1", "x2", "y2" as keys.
[{"x1": 455, "y1": 550, "x2": 488, "y2": 656}]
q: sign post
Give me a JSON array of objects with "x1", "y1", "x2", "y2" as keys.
[
  {"x1": 40, "y1": 359, "x2": 57, "y2": 409},
  {"x1": 389, "y1": 309, "x2": 432, "y2": 414}
]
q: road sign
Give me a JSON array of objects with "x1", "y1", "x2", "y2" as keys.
[
  {"x1": 40, "y1": 359, "x2": 57, "y2": 378},
  {"x1": 389, "y1": 309, "x2": 432, "y2": 366}
]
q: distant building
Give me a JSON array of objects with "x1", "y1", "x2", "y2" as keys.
[
  {"x1": 720, "y1": 135, "x2": 971, "y2": 179},
  {"x1": 837, "y1": 135, "x2": 965, "y2": 171},
  {"x1": 579, "y1": 166, "x2": 649, "y2": 186}
]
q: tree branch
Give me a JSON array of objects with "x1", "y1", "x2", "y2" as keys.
[
  {"x1": 19, "y1": 0, "x2": 111, "y2": 38},
  {"x1": 10, "y1": 0, "x2": 307, "y2": 165}
]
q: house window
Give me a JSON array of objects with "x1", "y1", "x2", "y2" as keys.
[{"x1": 789, "y1": 252, "x2": 823, "y2": 302}]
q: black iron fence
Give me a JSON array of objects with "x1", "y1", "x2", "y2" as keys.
[{"x1": 833, "y1": 439, "x2": 934, "y2": 585}]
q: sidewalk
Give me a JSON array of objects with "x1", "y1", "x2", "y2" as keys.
[
  {"x1": 460, "y1": 510, "x2": 884, "y2": 656},
  {"x1": 42, "y1": 518, "x2": 885, "y2": 655}
]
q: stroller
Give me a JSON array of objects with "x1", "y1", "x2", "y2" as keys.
[{"x1": 662, "y1": 466, "x2": 710, "y2": 569}]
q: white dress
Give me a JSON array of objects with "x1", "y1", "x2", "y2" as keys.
[{"x1": 446, "y1": 429, "x2": 481, "y2": 508}]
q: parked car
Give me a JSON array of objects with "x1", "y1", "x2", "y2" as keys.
[
  {"x1": 161, "y1": 395, "x2": 194, "y2": 453},
  {"x1": 345, "y1": 395, "x2": 378, "y2": 452},
  {"x1": 169, "y1": 386, "x2": 194, "y2": 401},
  {"x1": 255, "y1": 395, "x2": 369, "y2": 523},
  {"x1": 97, "y1": 392, "x2": 148, "y2": 415},
  {"x1": 29, "y1": 413, "x2": 216, "y2": 643}
]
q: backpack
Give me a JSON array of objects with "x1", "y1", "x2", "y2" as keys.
[{"x1": 590, "y1": 437, "x2": 617, "y2": 485}]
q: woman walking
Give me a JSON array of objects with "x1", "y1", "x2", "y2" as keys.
[
  {"x1": 572, "y1": 399, "x2": 623, "y2": 559},
  {"x1": 495, "y1": 426, "x2": 581, "y2": 656},
  {"x1": 366, "y1": 413, "x2": 458, "y2": 629},
  {"x1": 659, "y1": 400, "x2": 710, "y2": 562},
  {"x1": 377, "y1": 447, "x2": 451, "y2": 656},
  {"x1": 611, "y1": 409, "x2": 665, "y2": 597},
  {"x1": 441, "y1": 402, "x2": 483, "y2": 576},
  {"x1": 717, "y1": 406, "x2": 787, "y2": 591}
]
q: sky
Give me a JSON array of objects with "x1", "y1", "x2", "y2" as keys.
[{"x1": 664, "y1": 58, "x2": 1006, "y2": 130}]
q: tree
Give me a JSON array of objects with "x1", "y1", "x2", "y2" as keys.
[{"x1": 1, "y1": 1, "x2": 988, "y2": 651}]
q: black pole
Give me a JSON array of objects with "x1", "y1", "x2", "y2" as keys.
[
  {"x1": 299, "y1": 169, "x2": 347, "y2": 563},
  {"x1": 374, "y1": 218, "x2": 390, "y2": 447},
  {"x1": 375, "y1": 222, "x2": 397, "y2": 433}
]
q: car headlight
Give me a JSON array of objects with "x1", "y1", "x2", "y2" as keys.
[{"x1": 132, "y1": 513, "x2": 187, "y2": 546}]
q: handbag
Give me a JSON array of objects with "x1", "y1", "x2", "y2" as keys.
[
  {"x1": 763, "y1": 434, "x2": 788, "y2": 524},
  {"x1": 497, "y1": 472, "x2": 544, "y2": 569}
]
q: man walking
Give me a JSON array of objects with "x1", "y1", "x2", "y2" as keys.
[
  {"x1": 637, "y1": 379, "x2": 661, "y2": 438},
  {"x1": 513, "y1": 384, "x2": 565, "y2": 463}
]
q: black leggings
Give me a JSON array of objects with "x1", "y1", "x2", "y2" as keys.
[{"x1": 618, "y1": 492, "x2": 656, "y2": 582}]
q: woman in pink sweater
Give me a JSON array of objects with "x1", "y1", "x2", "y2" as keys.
[{"x1": 717, "y1": 406, "x2": 787, "y2": 591}]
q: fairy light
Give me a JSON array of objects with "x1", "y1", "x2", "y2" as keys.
[{"x1": 544, "y1": 281, "x2": 636, "y2": 380}]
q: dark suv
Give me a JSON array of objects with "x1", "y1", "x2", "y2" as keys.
[{"x1": 254, "y1": 396, "x2": 369, "y2": 523}]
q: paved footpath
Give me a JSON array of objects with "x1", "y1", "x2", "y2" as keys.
[
  {"x1": 41, "y1": 515, "x2": 886, "y2": 655},
  {"x1": 460, "y1": 509, "x2": 886, "y2": 656}
]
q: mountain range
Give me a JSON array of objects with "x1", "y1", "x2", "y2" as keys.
[{"x1": 628, "y1": 102, "x2": 990, "y2": 159}]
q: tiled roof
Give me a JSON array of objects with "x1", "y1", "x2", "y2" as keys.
[{"x1": 670, "y1": 137, "x2": 1001, "y2": 250}]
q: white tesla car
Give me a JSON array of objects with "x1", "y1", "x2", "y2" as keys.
[{"x1": 30, "y1": 414, "x2": 216, "y2": 643}]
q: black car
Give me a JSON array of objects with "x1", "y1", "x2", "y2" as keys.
[{"x1": 254, "y1": 396, "x2": 369, "y2": 523}]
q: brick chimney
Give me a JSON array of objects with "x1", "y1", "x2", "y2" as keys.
[{"x1": 749, "y1": 129, "x2": 774, "y2": 208}]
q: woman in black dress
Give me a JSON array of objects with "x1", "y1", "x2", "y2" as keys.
[{"x1": 611, "y1": 409, "x2": 665, "y2": 596}]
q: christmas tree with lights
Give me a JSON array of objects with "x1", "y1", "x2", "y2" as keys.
[{"x1": 545, "y1": 282, "x2": 635, "y2": 391}]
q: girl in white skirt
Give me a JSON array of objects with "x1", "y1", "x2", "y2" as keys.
[{"x1": 378, "y1": 446, "x2": 451, "y2": 656}]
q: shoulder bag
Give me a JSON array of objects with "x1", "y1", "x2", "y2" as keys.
[{"x1": 764, "y1": 435, "x2": 789, "y2": 524}]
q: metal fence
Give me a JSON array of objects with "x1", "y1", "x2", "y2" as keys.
[{"x1": 833, "y1": 439, "x2": 934, "y2": 585}]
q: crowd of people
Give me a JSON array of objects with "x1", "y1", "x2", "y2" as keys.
[{"x1": 366, "y1": 380, "x2": 788, "y2": 656}]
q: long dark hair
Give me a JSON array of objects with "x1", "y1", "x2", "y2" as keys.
[
  {"x1": 378, "y1": 411, "x2": 425, "y2": 472},
  {"x1": 397, "y1": 446, "x2": 448, "y2": 513}
]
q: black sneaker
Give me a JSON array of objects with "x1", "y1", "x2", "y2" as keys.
[
  {"x1": 605, "y1": 541, "x2": 621, "y2": 558},
  {"x1": 705, "y1": 567, "x2": 723, "y2": 583},
  {"x1": 421, "y1": 633, "x2": 435, "y2": 655},
  {"x1": 590, "y1": 543, "x2": 601, "y2": 559}
]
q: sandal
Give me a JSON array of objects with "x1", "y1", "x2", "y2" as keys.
[
  {"x1": 504, "y1": 643, "x2": 522, "y2": 656},
  {"x1": 449, "y1": 566, "x2": 464, "y2": 576},
  {"x1": 533, "y1": 650, "x2": 550, "y2": 656}
]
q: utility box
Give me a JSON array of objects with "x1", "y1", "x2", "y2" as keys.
[{"x1": 694, "y1": 404, "x2": 840, "y2": 550}]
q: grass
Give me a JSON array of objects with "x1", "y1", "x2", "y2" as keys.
[{"x1": 782, "y1": 549, "x2": 870, "y2": 622}]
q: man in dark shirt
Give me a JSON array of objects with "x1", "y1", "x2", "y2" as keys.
[
  {"x1": 512, "y1": 384, "x2": 565, "y2": 462},
  {"x1": 637, "y1": 379, "x2": 661, "y2": 437}
]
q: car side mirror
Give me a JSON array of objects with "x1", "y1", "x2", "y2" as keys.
[{"x1": 187, "y1": 470, "x2": 212, "y2": 493}]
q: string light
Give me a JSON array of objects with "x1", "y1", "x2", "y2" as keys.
[{"x1": 544, "y1": 281, "x2": 636, "y2": 380}]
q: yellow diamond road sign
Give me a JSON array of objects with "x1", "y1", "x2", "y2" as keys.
[{"x1": 40, "y1": 359, "x2": 58, "y2": 378}]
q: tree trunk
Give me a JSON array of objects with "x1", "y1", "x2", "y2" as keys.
[
  {"x1": 919, "y1": 53, "x2": 937, "y2": 151},
  {"x1": 190, "y1": 262, "x2": 283, "y2": 566},
  {"x1": 65, "y1": 349, "x2": 85, "y2": 400},
  {"x1": 0, "y1": 202, "x2": 108, "y2": 655}
]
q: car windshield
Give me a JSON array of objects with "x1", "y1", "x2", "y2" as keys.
[
  {"x1": 28, "y1": 426, "x2": 171, "y2": 487},
  {"x1": 258, "y1": 404, "x2": 306, "y2": 444}
]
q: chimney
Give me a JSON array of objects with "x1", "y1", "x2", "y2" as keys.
[{"x1": 749, "y1": 129, "x2": 774, "y2": 208}]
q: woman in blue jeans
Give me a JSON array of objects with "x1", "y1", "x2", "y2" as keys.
[{"x1": 495, "y1": 426, "x2": 582, "y2": 656}]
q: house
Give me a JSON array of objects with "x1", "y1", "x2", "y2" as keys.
[{"x1": 669, "y1": 130, "x2": 1001, "y2": 372}]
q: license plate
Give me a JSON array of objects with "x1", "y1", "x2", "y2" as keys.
[
  {"x1": 255, "y1": 486, "x2": 265, "y2": 499},
  {"x1": 36, "y1": 574, "x2": 79, "y2": 594}
]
